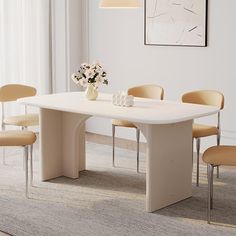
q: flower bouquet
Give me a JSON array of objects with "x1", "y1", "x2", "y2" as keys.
[{"x1": 71, "y1": 62, "x2": 108, "y2": 100}]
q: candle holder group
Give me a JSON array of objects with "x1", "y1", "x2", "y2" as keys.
[{"x1": 112, "y1": 91, "x2": 134, "y2": 107}]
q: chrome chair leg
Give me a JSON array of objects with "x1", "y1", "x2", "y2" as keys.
[
  {"x1": 23, "y1": 153, "x2": 26, "y2": 171},
  {"x1": 30, "y1": 144, "x2": 33, "y2": 186},
  {"x1": 192, "y1": 138, "x2": 194, "y2": 168},
  {"x1": 207, "y1": 164, "x2": 211, "y2": 223},
  {"x1": 2, "y1": 124, "x2": 6, "y2": 165},
  {"x1": 24, "y1": 146, "x2": 29, "y2": 198},
  {"x1": 196, "y1": 138, "x2": 201, "y2": 186},
  {"x1": 22, "y1": 126, "x2": 27, "y2": 170},
  {"x1": 210, "y1": 166, "x2": 214, "y2": 210},
  {"x1": 207, "y1": 164, "x2": 214, "y2": 224},
  {"x1": 216, "y1": 166, "x2": 220, "y2": 179},
  {"x1": 136, "y1": 128, "x2": 140, "y2": 173},
  {"x1": 216, "y1": 134, "x2": 221, "y2": 178},
  {"x1": 112, "y1": 124, "x2": 116, "y2": 167}
]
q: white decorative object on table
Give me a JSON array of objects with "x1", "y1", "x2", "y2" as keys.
[
  {"x1": 71, "y1": 62, "x2": 108, "y2": 100},
  {"x1": 112, "y1": 91, "x2": 134, "y2": 107}
]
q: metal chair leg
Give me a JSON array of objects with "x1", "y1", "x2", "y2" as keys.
[
  {"x1": 192, "y1": 138, "x2": 194, "y2": 169},
  {"x1": 136, "y1": 128, "x2": 140, "y2": 173},
  {"x1": 196, "y1": 138, "x2": 200, "y2": 186},
  {"x1": 22, "y1": 126, "x2": 27, "y2": 170},
  {"x1": 207, "y1": 164, "x2": 211, "y2": 223},
  {"x1": 216, "y1": 134, "x2": 221, "y2": 178},
  {"x1": 24, "y1": 146, "x2": 29, "y2": 198},
  {"x1": 112, "y1": 124, "x2": 116, "y2": 167},
  {"x1": 210, "y1": 166, "x2": 214, "y2": 210},
  {"x1": 2, "y1": 124, "x2": 6, "y2": 165},
  {"x1": 30, "y1": 145, "x2": 33, "y2": 186},
  {"x1": 207, "y1": 164, "x2": 214, "y2": 224},
  {"x1": 216, "y1": 166, "x2": 220, "y2": 179}
]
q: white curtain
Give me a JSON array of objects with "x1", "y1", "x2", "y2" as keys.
[{"x1": 0, "y1": 0, "x2": 51, "y2": 95}]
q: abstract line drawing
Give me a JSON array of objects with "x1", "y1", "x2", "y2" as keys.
[{"x1": 145, "y1": 0, "x2": 207, "y2": 46}]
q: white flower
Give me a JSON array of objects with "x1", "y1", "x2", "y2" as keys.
[
  {"x1": 95, "y1": 76, "x2": 105, "y2": 84},
  {"x1": 81, "y1": 63, "x2": 90, "y2": 69},
  {"x1": 79, "y1": 78, "x2": 88, "y2": 88},
  {"x1": 71, "y1": 73, "x2": 80, "y2": 85},
  {"x1": 96, "y1": 67, "x2": 102, "y2": 75},
  {"x1": 84, "y1": 69, "x2": 95, "y2": 79},
  {"x1": 71, "y1": 62, "x2": 108, "y2": 88}
]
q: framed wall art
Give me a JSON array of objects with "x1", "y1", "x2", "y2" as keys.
[{"x1": 145, "y1": 0, "x2": 208, "y2": 47}]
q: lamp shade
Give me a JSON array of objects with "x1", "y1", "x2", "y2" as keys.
[{"x1": 100, "y1": 0, "x2": 141, "y2": 8}]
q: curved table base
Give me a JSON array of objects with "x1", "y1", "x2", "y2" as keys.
[
  {"x1": 39, "y1": 108, "x2": 193, "y2": 212},
  {"x1": 135, "y1": 121, "x2": 193, "y2": 212},
  {"x1": 40, "y1": 108, "x2": 90, "y2": 180}
]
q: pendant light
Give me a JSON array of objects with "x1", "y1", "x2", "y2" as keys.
[{"x1": 100, "y1": 0, "x2": 141, "y2": 8}]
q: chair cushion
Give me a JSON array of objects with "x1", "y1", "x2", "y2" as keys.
[
  {"x1": 193, "y1": 123, "x2": 219, "y2": 138},
  {"x1": 112, "y1": 119, "x2": 136, "y2": 128},
  {"x1": 0, "y1": 130, "x2": 37, "y2": 146},
  {"x1": 203, "y1": 146, "x2": 236, "y2": 166},
  {"x1": 4, "y1": 113, "x2": 39, "y2": 127}
]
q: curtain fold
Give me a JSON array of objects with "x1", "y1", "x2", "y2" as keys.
[{"x1": 0, "y1": 0, "x2": 51, "y2": 95}]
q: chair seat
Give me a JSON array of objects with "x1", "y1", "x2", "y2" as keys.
[
  {"x1": 4, "y1": 113, "x2": 39, "y2": 127},
  {"x1": 193, "y1": 123, "x2": 219, "y2": 138},
  {"x1": 0, "y1": 130, "x2": 37, "y2": 146},
  {"x1": 203, "y1": 146, "x2": 236, "y2": 166},
  {"x1": 112, "y1": 119, "x2": 136, "y2": 128}
]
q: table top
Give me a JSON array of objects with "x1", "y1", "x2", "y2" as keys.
[{"x1": 18, "y1": 92, "x2": 219, "y2": 124}]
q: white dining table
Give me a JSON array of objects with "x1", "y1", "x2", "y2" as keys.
[{"x1": 19, "y1": 92, "x2": 219, "y2": 212}]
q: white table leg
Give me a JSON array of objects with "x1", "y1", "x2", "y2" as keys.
[
  {"x1": 40, "y1": 108, "x2": 90, "y2": 181},
  {"x1": 135, "y1": 120, "x2": 193, "y2": 212}
]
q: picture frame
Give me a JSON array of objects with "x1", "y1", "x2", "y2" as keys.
[{"x1": 144, "y1": 0, "x2": 208, "y2": 47}]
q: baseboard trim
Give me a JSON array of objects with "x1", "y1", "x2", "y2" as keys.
[{"x1": 86, "y1": 132, "x2": 146, "y2": 153}]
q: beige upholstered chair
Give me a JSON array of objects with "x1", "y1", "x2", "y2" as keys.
[
  {"x1": 112, "y1": 85, "x2": 164, "y2": 172},
  {"x1": 0, "y1": 130, "x2": 37, "y2": 197},
  {"x1": 182, "y1": 90, "x2": 224, "y2": 186},
  {"x1": 202, "y1": 145, "x2": 236, "y2": 223},
  {"x1": 0, "y1": 84, "x2": 39, "y2": 164}
]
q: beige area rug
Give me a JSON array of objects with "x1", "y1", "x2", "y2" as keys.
[{"x1": 0, "y1": 142, "x2": 236, "y2": 236}]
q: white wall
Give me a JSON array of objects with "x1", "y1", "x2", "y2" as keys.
[{"x1": 86, "y1": 0, "x2": 236, "y2": 150}]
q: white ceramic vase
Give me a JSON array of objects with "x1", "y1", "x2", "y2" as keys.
[{"x1": 85, "y1": 84, "x2": 98, "y2": 100}]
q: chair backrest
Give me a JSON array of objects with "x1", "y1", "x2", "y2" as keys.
[
  {"x1": 182, "y1": 90, "x2": 224, "y2": 110},
  {"x1": 128, "y1": 84, "x2": 164, "y2": 100},
  {"x1": 0, "y1": 84, "x2": 37, "y2": 102}
]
